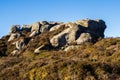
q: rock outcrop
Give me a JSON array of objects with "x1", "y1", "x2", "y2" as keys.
[
  {"x1": 2, "y1": 19, "x2": 120, "y2": 80},
  {"x1": 1, "y1": 19, "x2": 106, "y2": 55}
]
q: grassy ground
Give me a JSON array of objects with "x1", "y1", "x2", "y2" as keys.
[{"x1": 0, "y1": 38, "x2": 120, "y2": 80}]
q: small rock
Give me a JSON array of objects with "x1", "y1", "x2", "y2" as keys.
[
  {"x1": 64, "y1": 45, "x2": 78, "y2": 51},
  {"x1": 34, "y1": 45, "x2": 45, "y2": 54},
  {"x1": 11, "y1": 49, "x2": 19, "y2": 56}
]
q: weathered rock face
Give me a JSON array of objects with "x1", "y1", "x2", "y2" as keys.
[
  {"x1": 76, "y1": 33, "x2": 92, "y2": 45},
  {"x1": 76, "y1": 19, "x2": 106, "y2": 38},
  {"x1": 31, "y1": 22, "x2": 41, "y2": 32},
  {"x1": 50, "y1": 23, "x2": 80, "y2": 47},
  {"x1": 2, "y1": 19, "x2": 106, "y2": 55},
  {"x1": 65, "y1": 22, "x2": 81, "y2": 44},
  {"x1": 50, "y1": 28, "x2": 70, "y2": 47},
  {"x1": 50, "y1": 19, "x2": 106, "y2": 47}
]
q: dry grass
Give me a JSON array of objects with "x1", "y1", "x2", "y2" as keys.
[{"x1": 0, "y1": 35, "x2": 120, "y2": 80}]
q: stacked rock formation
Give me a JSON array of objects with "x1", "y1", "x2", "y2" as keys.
[{"x1": 5, "y1": 19, "x2": 106, "y2": 55}]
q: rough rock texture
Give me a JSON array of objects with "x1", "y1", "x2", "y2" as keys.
[
  {"x1": 50, "y1": 28, "x2": 70, "y2": 47},
  {"x1": 76, "y1": 33, "x2": 92, "y2": 44},
  {"x1": 31, "y1": 22, "x2": 41, "y2": 32},
  {"x1": 50, "y1": 22, "x2": 80, "y2": 47},
  {"x1": 65, "y1": 22, "x2": 80, "y2": 44},
  {"x1": 50, "y1": 19, "x2": 106, "y2": 47},
  {"x1": 2, "y1": 19, "x2": 106, "y2": 55}
]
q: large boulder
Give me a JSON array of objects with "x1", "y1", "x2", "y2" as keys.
[
  {"x1": 76, "y1": 19, "x2": 106, "y2": 38},
  {"x1": 50, "y1": 28, "x2": 70, "y2": 47},
  {"x1": 49, "y1": 21, "x2": 58, "y2": 27},
  {"x1": 65, "y1": 22, "x2": 80, "y2": 44},
  {"x1": 50, "y1": 23, "x2": 80, "y2": 47},
  {"x1": 50, "y1": 19, "x2": 106, "y2": 48},
  {"x1": 76, "y1": 33, "x2": 92, "y2": 44},
  {"x1": 31, "y1": 22, "x2": 41, "y2": 32}
]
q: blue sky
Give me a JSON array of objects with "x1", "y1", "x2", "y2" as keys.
[{"x1": 0, "y1": 0, "x2": 120, "y2": 38}]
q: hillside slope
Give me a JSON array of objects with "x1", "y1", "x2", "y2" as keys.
[
  {"x1": 0, "y1": 19, "x2": 120, "y2": 80},
  {"x1": 0, "y1": 38, "x2": 120, "y2": 80}
]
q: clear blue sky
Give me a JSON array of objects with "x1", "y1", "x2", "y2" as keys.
[{"x1": 0, "y1": 0, "x2": 120, "y2": 38}]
